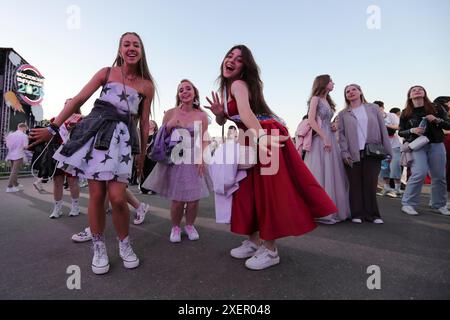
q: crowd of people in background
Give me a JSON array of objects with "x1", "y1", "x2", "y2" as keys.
[{"x1": 4, "y1": 32, "x2": 450, "y2": 275}]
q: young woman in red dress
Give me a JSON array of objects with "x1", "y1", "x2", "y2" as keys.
[{"x1": 206, "y1": 45, "x2": 337, "y2": 270}]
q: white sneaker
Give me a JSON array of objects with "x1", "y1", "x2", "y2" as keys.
[
  {"x1": 230, "y1": 240, "x2": 260, "y2": 259},
  {"x1": 69, "y1": 206, "x2": 80, "y2": 217},
  {"x1": 49, "y1": 206, "x2": 63, "y2": 219},
  {"x1": 6, "y1": 186, "x2": 20, "y2": 193},
  {"x1": 351, "y1": 218, "x2": 363, "y2": 224},
  {"x1": 91, "y1": 241, "x2": 110, "y2": 275},
  {"x1": 245, "y1": 246, "x2": 280, "y2": 271},
  {"x1": 33, "y1": 181, "x2": 44, "y2": 191},
  {"x1": 373, "y1": 219, "x2": 384, "y2": 224},
  {"x1": 184, "y1": 225, "x2": 200, "y2": 241},
  {"x1": 133, "y1": 203, "x2": 149, "y2": 225},
  {"x1": 72, "y1": 227, "x2": 92, "y2": 243},
  {"x1": 434, "y1": 206, "x2": 450, "y2": 216},
  {"x1": 119, "y1": 237, "x2": 140, "y2": 269},
  {"x1": 315, "y1": 217, "x2": 337, "y2": 225},
  {"x1": 170, "y1": 226, "x2": 182, "y2": 243},
  {"x1": 402, "y1": 205, "x2": 419, "y2": 216}
]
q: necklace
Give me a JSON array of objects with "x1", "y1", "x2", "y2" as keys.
[{"x1": 121, "y1": 67, "x2": 138, "y2": 82}]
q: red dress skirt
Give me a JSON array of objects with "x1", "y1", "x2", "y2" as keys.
[{"x1": 226, "y1": 99, "x2": 337, "y2": 240}]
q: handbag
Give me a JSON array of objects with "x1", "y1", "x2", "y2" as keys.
[
  {"x1": 355, "y1": 112, "x2": 388, "y2": 160},
  {"x1": 408, "y1": 135, "x2": 429, "y2": 151},
  {"x1": 364, "y1": 143, "x2": 388, "y2": 160}
]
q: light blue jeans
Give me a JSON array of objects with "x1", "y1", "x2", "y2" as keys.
[{"x1": 402, "y1": 143, "x2": 447, "y2": 208}]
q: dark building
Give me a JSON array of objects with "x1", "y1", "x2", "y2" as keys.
[{"x1": 0, "y1": 48, "x2": 44, "y2": 160}]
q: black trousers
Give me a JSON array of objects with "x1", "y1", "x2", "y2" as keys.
[{"x1": 345, "y1": 154, "x2": 382, "y2": 221}]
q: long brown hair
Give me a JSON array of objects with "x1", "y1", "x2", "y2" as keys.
[
  {"x1": 308, "y1": 74, "x2": 336, "y2": 111},
  {"x1": 401, "y1": 85, "x2": 436, "y2": 119},
  {"x1": 176, "y1": 79, "x2": 201, "y2": 110},
  {"x1": 344, "y1": 84, "x2": 368, "y2": 108},
  {"x1": 218, "y1": 45, "x2": 275, "y2": 116}
]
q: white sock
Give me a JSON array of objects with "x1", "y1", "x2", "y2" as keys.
[
  {"x1": 395, "y1": 184, "x2": 401, "y2": 191},
  {"x1": 384, "y1": 184, "x2": 390, "y2": 190},
  {"x1": 55, "y1": 200, "x2": 62, "y2": 209},
  {"x1": 72, "y1": 198, "x2": 79, "y2": 208}
]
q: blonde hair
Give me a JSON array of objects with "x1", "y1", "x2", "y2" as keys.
[{"x1": 344, "y1": 84, "x2": 368, "y2": 108}]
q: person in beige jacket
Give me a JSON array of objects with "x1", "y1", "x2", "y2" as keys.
[{"x1": 338, "y1": 84, "x2": 392, "y2": 224}]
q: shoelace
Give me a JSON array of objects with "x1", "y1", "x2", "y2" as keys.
[
  {"x1": 93, "y1": 243, "x2": 107, "y2": 262},
  {"x1": 120, "y1": 243, "x2": 135, "y2": 259}
]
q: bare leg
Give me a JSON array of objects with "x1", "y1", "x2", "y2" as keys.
[
  {"x1": 67, "y1": 176, "x2": 80, "y2": 199},
  {"x1": 185, "y1": 201, "x2": 199, "y2": 225},
  {"x1": 263, "y1": 239, "x2": 276, "y2": 251},
  {"x1": 249, "y1": 232, "x2": 262, "y2": 246},
  {"x1": 170, "y1": 201, "x2": 185, "y2": 227},
  {"x1": 87, "y1": 180, "x2": 107, "y2": 235},
  {"x1": 107, "y1": 181, "x2": 129, "y2": 240},
  {"x1": 126, "y1": 188, "x2": 140, "y2": 210},
  {"x1": 53, "y1": 175, "x2": 64, "y2": 201}
]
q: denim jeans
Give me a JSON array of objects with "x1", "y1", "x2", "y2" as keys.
[{"x1": 402, "y1": 143, "x2": 447, "y2": 208}]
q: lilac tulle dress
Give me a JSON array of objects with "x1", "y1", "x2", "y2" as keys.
[
  {"x1": 141, "y1": 125, "x2": 212, "y2": 202},
  {"x1": 304, "y1": 98, "x2": 351, "y2": 223}
]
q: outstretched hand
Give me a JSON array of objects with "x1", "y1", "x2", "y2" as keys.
[{"x1": 204, "y1": 91, "x2": 224, "y2": 117}]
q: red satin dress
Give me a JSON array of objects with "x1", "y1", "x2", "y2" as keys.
[{"x1": 226, "y1": 99, "x2": 337, "y2": 240}]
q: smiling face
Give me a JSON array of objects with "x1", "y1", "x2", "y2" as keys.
[
  {"x1": 178, "y1": 81, "x2": 195, "y2": 105},
  {"x1": 119, "y1": 33, "x2": 142, "y2": 65},
  {"x1": 222, "y1": 48, "x2": 244, "y2": 80}
]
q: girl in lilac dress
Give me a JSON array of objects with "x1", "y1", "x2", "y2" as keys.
[
  {"x1": 142, "y1": 79, "x2": 212, "y2": 243},
  {"x1": 304, "y1": 75, "x2": 351, "y2": 224}
]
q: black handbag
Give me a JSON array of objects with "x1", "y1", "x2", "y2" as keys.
[{"x1": 364, "y1": 143, "x2": 387, "y2": 160}]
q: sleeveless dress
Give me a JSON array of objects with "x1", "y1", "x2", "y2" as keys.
[
  {"x1": 225, "y1": 99, "x2": 337, "y2": 240},
  {"x1": 141, "y1": 125, "x2": 212, "y2": 202},
  {"x1": 304, "y1": 99, "x2": 351, "y2": 222},
  {"x1": 53, "y1": 82, "x2": 143, "y2": 184}
]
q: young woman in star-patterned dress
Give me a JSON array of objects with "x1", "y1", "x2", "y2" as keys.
[{"x1": 30, "y1": 32, "x2": 155, "y2": 275}]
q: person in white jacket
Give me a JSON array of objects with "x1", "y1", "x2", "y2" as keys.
[{"x1": 5, "y1": 123, "x2": 29, "y2": 193}]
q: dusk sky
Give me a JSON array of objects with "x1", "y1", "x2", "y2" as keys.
[{"x1": 2, "y1": 0, "x2": 449, "y2": 136}]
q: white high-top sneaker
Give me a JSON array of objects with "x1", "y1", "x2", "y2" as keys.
[
  {"x1": 69, "y1": 206, "x2": 80, "y2": 217},
  {"x1": 91, "y1": 241, "x2": 110, "y2": 275},
  {"x1": 119, "y1": 236, "x2": 140, "y2": 269},
  {"x1": 49, "y1": 206, "x2": 63, "y2": 219}
]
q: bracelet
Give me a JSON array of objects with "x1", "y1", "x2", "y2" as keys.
[
  {"x1": 49, "y1": 122, "x2": 60, "y2": 133},
  {"x1": 47, "y1": 126, "x2": 57, "y2": 136}
]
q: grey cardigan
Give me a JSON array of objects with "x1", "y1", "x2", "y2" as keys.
[{"x1": 338, "y1": 103, "x2": 392, "y2": 162}]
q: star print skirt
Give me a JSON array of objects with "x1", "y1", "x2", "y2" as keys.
[{"x1": 53, "y1": 122, "x2": 133, "y2": 184}]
